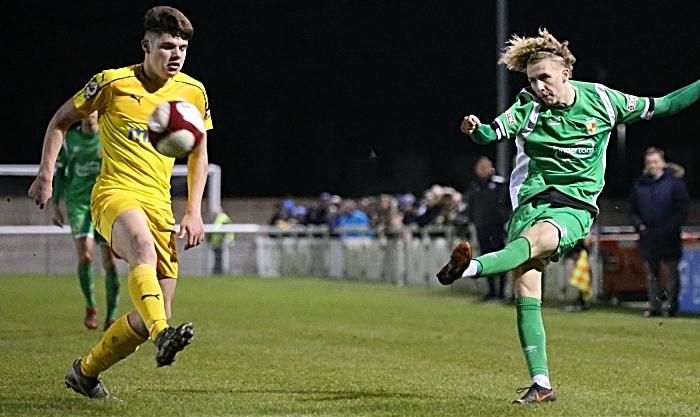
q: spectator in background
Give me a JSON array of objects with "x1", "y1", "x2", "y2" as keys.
[
  {"x1": 359, "y1": 196, "x2": 379, "y2": 227},
  {"x1": 306, "y1": 192, "x2": 332, "y2": 225},
  {"x1": 376, "y1": 194, "x2": 401, "y2": 229},
  {"x1": 269, "y1": 199, "x2": 295, "y2": 227},
  {"x1": 416, "y1": 185, "x2": 446, "y2": 227},
  {"x1": 452, "y1": 197, "x2": 471, "y2": 240},
  {"x1": 331, "y1": 199, "x2": 371, "y2": 237},
  {"x1": 467, "y1": 156, "x2": 511, "y2": 301},
  {"x1": 326, "y1": 194, "x2": 342, "y2": 225},
  {"x1": 399, "y1": 193, "x2": 418, "y2": 226},
  {"x1": 439, "y1": 187, "x2": 462, "y2": 227},
  {"x1": 630, "y1": 147, "x2": 690, "y2": 318},
  {"x1": 207, "y1": 205, "x2": 234, "y2": 275},
  {"x1": 291, "y1": 205, "x2": 308, "y2": 225}
]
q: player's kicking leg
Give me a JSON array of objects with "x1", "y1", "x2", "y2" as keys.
[
  {"x1": 436, "y1": 242, "x2": 472, "y2": 285},
  {"x1": 154, "y1": 322, "x2": 195, "y2": 366}
]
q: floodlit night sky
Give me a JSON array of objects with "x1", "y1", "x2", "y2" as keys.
[{"x1": 3, "y1": 0, "x2": 699, "y2": 197}]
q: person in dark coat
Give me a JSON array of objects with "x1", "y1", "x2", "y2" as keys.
[
  {"x1": 630, "y1": 147, "x2": 690, "y2": 317},
  {"x1": 467, "y1": 156, "x2": 512, "y2": 301}
]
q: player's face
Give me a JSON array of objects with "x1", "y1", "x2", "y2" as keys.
[
  {"x1": 143, "y1": 33, "x2": 189, "y2": 81},
  {"x1": 644, "y1": 153, "x2": 665, "y2": 177},
  {"x1": 526, "y1": 59, "x2": 571, "y2": 107}
]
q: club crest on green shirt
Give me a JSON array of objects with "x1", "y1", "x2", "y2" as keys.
[{"x1": 585, "y1": 118, "x2": 598, "y2": 135}]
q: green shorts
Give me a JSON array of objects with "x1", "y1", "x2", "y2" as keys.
[
  {"x1": 67, "y1": 203, "x2": 107, "y2": 245},
  {"x1": 507, "y1": 199, "x2": 593, "y2": 263}
]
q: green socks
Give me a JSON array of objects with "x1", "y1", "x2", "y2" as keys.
[
  {"x1": 79, "y1": 263, "x2": 120, "y2": 319},
  {"x1": 78, "y1": 263, "x2": 96, "y2": 308},
  {"x1": 516, "y1": 297, "x2": 549, "y2": 378},
  {"x1": 105, "y1": 270, "x2": 120, "y2": 320},
  {"x1": 474, "y1": 236, "x2": 531, "y2": 278}
]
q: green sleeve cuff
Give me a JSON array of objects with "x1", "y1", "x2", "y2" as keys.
[{"x1": 470, "y1": 124, "x2": 499, "y2": 145}]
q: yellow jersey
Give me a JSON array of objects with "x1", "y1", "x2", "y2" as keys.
[{"x1": 73, "y1": 64, "x2": 213, "y2": 208}]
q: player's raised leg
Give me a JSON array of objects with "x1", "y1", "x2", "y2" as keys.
[{"x1": 437, "y1": 221, "x2": 558, "y2": 284}]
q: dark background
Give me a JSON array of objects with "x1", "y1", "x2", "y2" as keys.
[{"x1": 2, "y1": 1, "x2": 699, "y2": 199}]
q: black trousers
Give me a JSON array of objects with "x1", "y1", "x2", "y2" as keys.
[{"x1": 644, "y1": 258, "x2": 680, "y2": 314}]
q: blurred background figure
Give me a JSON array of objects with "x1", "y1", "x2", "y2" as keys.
[
  {"x1": 415, "y1": 185, "x2": 444, "y2": 227},
  {"x1": 207, "y1": 205, "x2": 234, "y2": 275},
  {"x1": 376, "y1": 194, "x2": 402, "y2": 229},
  {"x1": 331, "y1": 199, "x2": 371, "y2": 237},
  {"x1": 52, "y1": 111, "x2": 120, "y2": 330},
  {"x1": 466, "y1": 156, "x2": 511, "y2": 302},
  {"x1": 359, "y1": 196, "x2": 379, "y2": 227},
  {"x1": 269, "y1": 199, "x2": 296, "y2": 228},
  {"x1": 564, "y1": 232, "x2": 594, "y2": 312},
  {"x1": 630, "y1": 147, "x2": 689, "y2": 317},
  {"x1": 398, "y1": 193, "x2": 418, "y2": 226},
  {"x1": 306, "y1": 192, "x2": 332, "y2": 225},
  {"x1": 327, "y1": 194, "x2": 342, "y2": 225},
  {"x1": 291, "y1": 205, "x2": 308, "y2": 225}
]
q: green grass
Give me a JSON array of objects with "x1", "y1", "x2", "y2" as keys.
[{"x1": 1, "y1": 274, "x2": 700, "y2": 416}]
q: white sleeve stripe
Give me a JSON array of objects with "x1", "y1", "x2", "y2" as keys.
[
  {"x1": 595, "y1": 83, "x2": 616, "y2": 126},
  {"x1": 494, "y1": 117, "x2": 506, "y2": 140},
  {"x1": 641, "y1": 97, "x2": 654, "y2": 120}
]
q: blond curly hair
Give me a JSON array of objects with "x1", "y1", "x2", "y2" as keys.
[{"x1": 498, "y1": 28, "x2": 576, "y2": 73}]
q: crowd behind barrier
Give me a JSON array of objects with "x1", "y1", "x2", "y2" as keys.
[
  {"x1": 268, "y1": 184, "x2": 471, "y2": 241},
  {"x1": 6, "y1": 212, "x2": 700, "y2": 310}
]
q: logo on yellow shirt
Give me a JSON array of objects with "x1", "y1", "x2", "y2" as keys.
[{"x1": 83, "y1": 78, "x2": 101, "y2": 101}]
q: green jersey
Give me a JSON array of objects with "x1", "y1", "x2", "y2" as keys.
[
  {"x1": 473, "y1": 80, "x2": 654, "y2": 213},
  {"x1": 52, "y1": 125, "x2": 102, "y2": 208}
]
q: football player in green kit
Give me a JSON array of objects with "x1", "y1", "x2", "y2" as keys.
[
  {"x1": 52, "y1": 112, "x2": 120, "y2": 331},
  {"x1": 437, "y1": 28, "x2": 700, "y2": 404}
]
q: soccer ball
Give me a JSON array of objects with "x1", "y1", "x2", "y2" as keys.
[{"x1": 147, "y1": 100, "x2": 205, "y2": 158}]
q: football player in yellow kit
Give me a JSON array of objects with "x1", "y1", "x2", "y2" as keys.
[{"x1": 29, "y1": 6, "x2": 212, "y2": 400}]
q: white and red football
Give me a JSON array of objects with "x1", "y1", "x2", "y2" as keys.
[{"x1": 147, "y1": 100, "x2": 205, "y2": 158}]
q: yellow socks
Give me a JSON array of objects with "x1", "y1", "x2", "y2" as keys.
[
  {"x1": 80, "y1": 314, "x2": 147, "y2": 377},
  {"x1": 128, "y1": 264, "x2": 168, "y2": 340}
]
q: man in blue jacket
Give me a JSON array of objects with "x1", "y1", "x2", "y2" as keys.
[
  {"x1": 332, "y1": 199, "x2": 371, "y2": 237},
  {"x1": 630, "y1": 147, "x2": 690, "y2": 317}
]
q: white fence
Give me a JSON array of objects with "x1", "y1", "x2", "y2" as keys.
[{"x1": 0, "y1": 224, "x2": 597, "y2": 302}]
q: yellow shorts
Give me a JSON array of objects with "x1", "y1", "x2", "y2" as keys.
[{"x1": 91, "y1": 192, "x2": 179, "y2": 278}]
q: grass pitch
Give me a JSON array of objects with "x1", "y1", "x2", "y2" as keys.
[{"x1": 1, "y1": 274, "x2": 700, "y2": 416}]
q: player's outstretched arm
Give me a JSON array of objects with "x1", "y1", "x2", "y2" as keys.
[
  {"x1": 460, "y1": 115, "x2": 482, "y2": 134},
  {"x1": 179, "y1": 134, "x2": 208, "y2": 250},
  {"x1": 460, "y1": 114, "x2": 499, "y2": 145},
  {"x1": 28, "y1": 99, "x2": 85, "y2": 208},
  {"x1": 653, "y1": 79, "x2": 700, "y2": 118}
]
